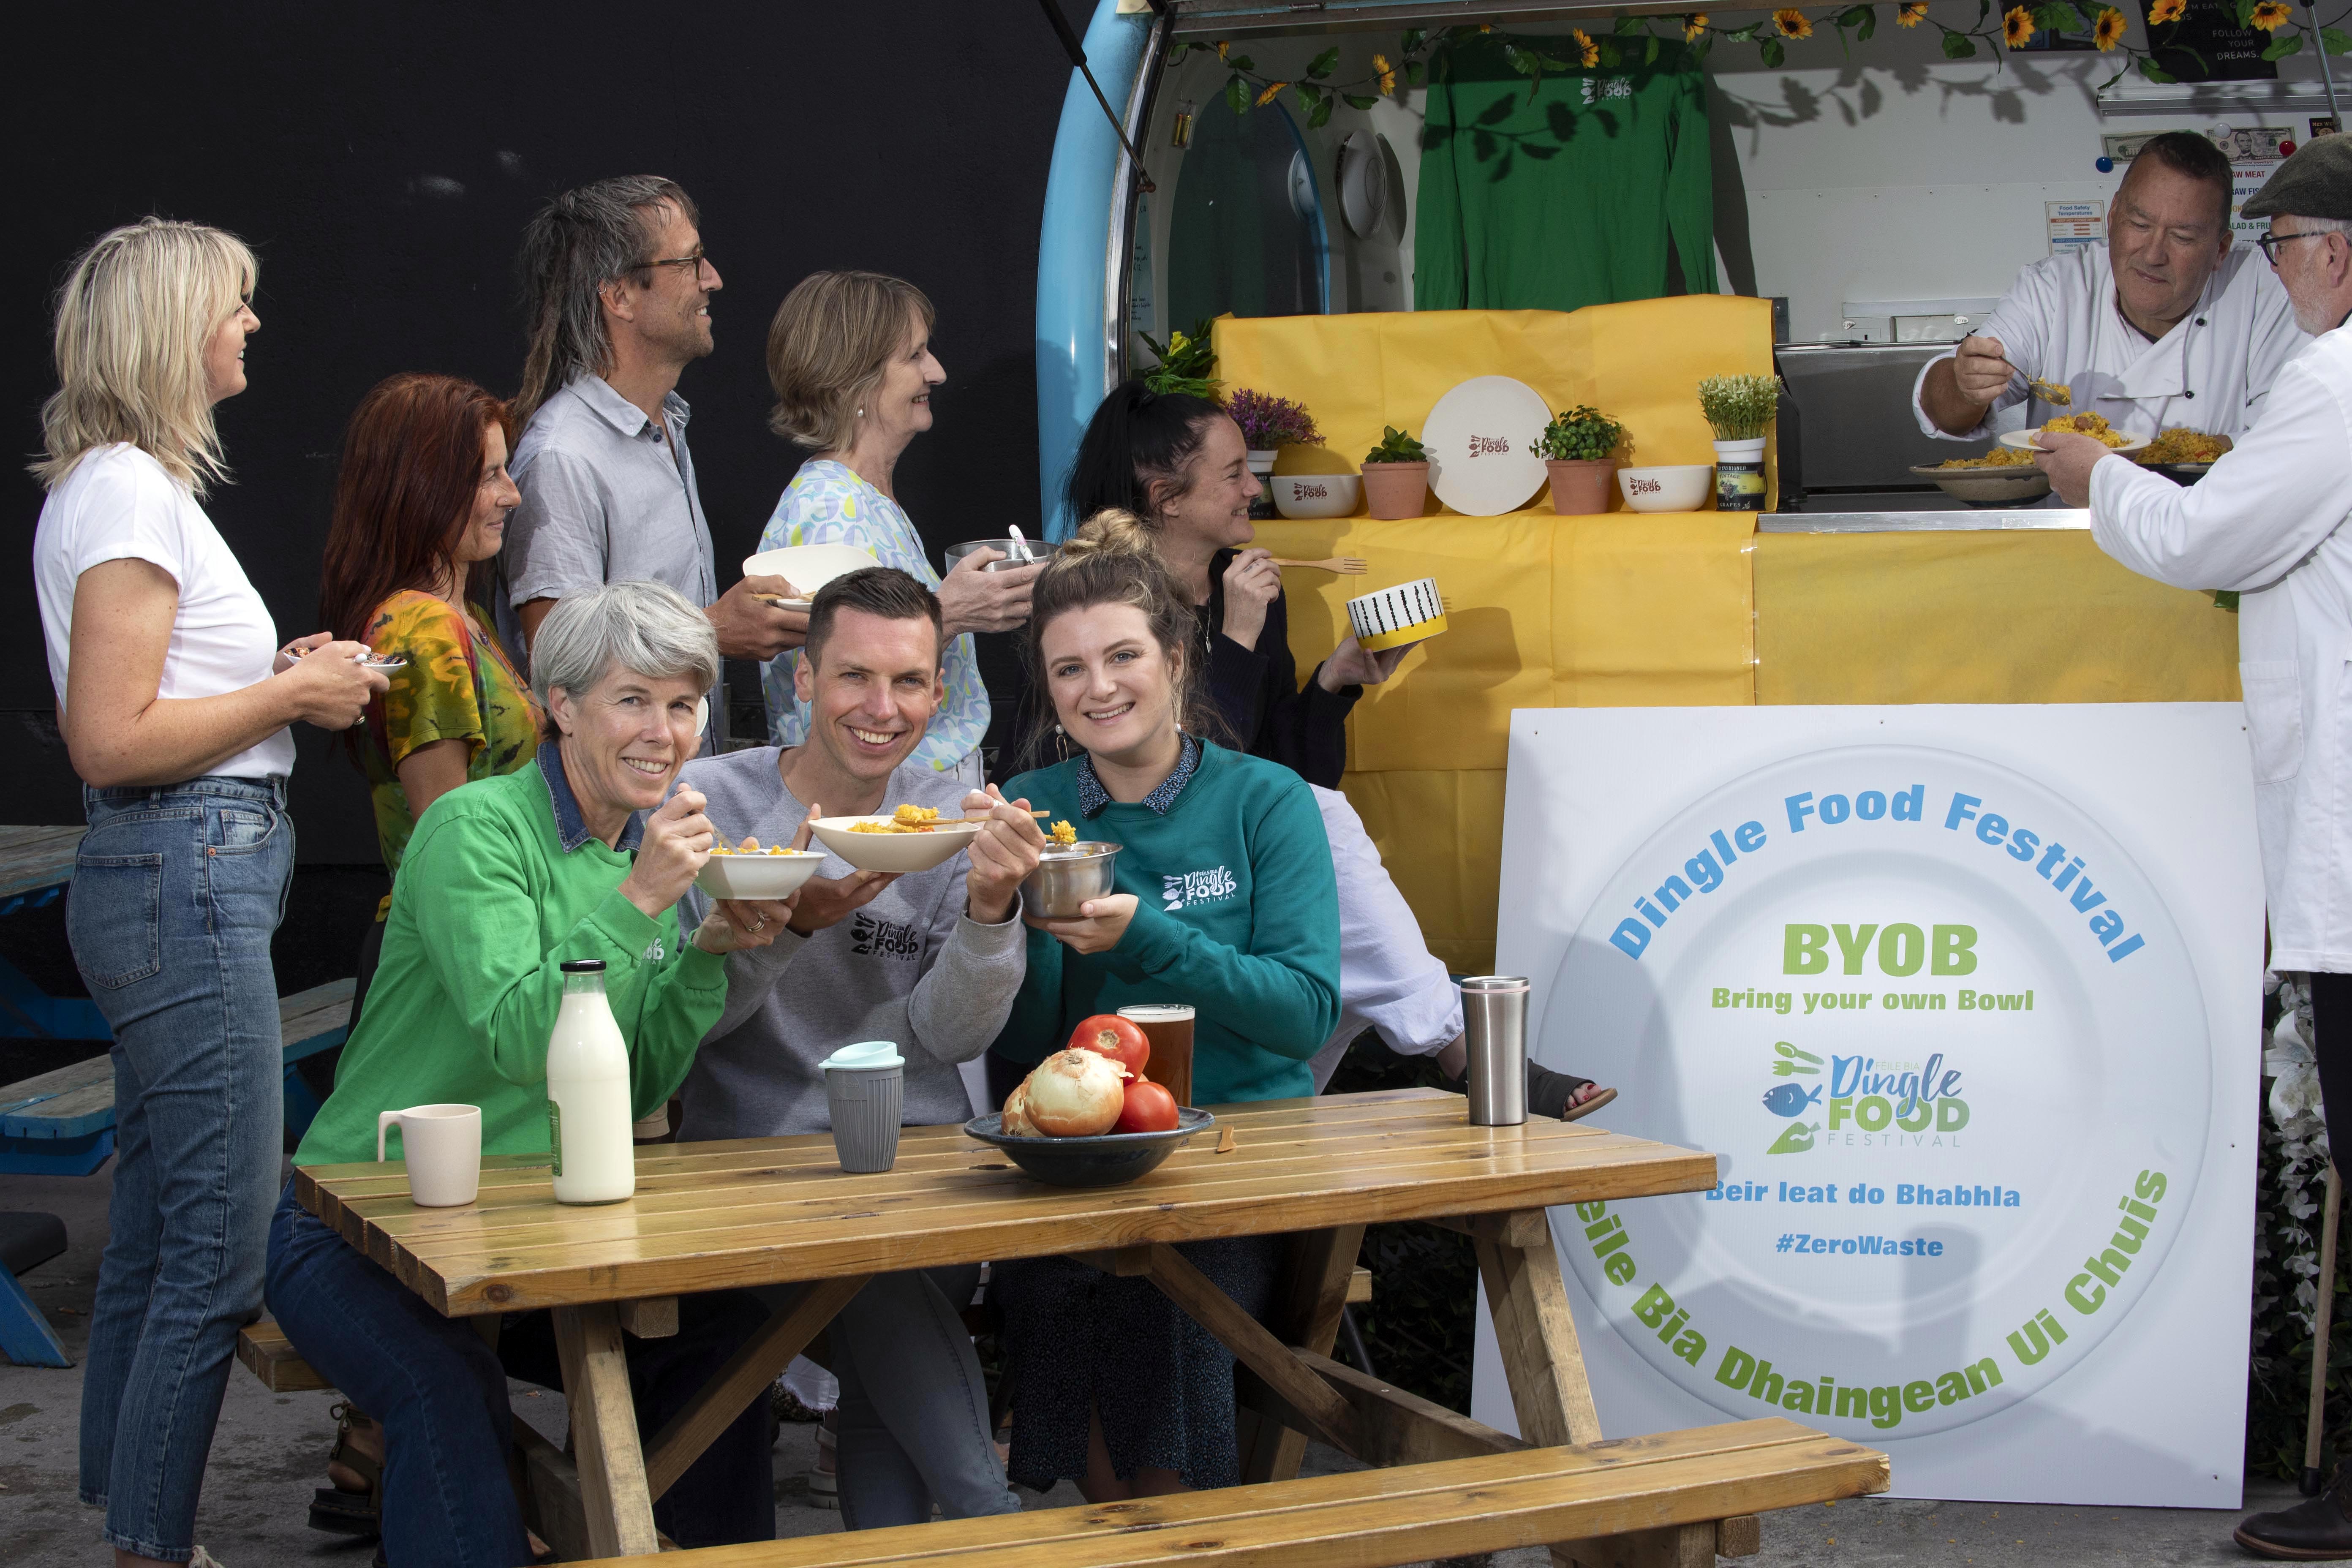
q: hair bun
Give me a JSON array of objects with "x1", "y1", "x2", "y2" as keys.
[{"x1": 1058, "y1": 507, "x2": 1157, "y2": 564}]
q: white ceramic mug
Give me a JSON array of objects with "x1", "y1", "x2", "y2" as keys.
[{"x1": 377, "y1": 1102, "x2": 482, "y2": 1207}]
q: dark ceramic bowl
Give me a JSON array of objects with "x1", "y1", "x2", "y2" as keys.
[
  {"x1": 962, "y1": 1106, "x2": 1215, "y2": 1188},
  {"x1": 2142, "y1": 462, "x2": 2214, "y2": 487}
]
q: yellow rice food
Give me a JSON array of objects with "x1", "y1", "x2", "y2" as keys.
[
  {"x1": 2039, "y1": 412, "x2": 2130, "y2": 448},
  {"x1": 2139, "y1": 427, "x2": 2232, "y2": 465},
  {"x1": 848, "y1": 804, "x2": 945, "y2": 835},
  {"x1": 1050, "y1": 819, "x2": 1078, "y2": 847},
  {"x1": 1937, "y1": 447, "x2": 2039, "y2": 470}
]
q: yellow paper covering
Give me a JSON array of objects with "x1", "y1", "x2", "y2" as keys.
[
  {"x1": 1214, "y1": 298, "x2": 1780, "y2": 512},
  {"x1": 1753, "y1": 531, "x2": 2242, "y2": 705},
  {"x1": 1222, "y1": 299, "x2": 1778, "y2": 974}
]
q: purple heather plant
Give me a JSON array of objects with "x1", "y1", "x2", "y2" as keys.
[{"x1": 1226, "y1": 388, "x2": 1323, "y2": 452}]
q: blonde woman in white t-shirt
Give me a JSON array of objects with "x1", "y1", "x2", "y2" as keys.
[{"x1": 30, "y1": 217, "x2": 384, "y2": 1568}]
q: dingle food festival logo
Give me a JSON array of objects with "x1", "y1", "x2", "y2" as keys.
[{"x1": 1756, "y1": 1041, "x2": 1973, "y2": 1156}]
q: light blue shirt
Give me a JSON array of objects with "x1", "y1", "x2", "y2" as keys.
[{"x1": 758, "y1": 458, "x2": 987, "y2": 774}]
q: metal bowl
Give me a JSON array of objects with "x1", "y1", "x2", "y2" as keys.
[
  {"x1": 2141, "y1": 462, "x2": 2214, "y2": 487},
  {"x1": 945, "y1": 539, "x2": 1059, "y2": 574},
  {"x1": 962, "y1": 1107, "x2": 1215, "y2": 1188},
  {"x1": 1023, "y1": 842, "x2": 1121, "y2": 917}
]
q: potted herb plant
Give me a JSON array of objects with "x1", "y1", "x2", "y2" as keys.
[
  {"x1": 1530, "y1": 405, "x2": 1627, "y2": 515},
  {"x1": 1361, "y1": 426, "x2": 1430, "y2": 520},
  {"x1": 1228, "y1": 390, "x2": 1325, "y2": 518},
  {"x1": 1698, "y1": 373, "x2": 1778, "y2": 513}
]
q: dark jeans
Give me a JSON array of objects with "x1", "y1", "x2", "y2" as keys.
[{"x1": 266, "y1": 1184, "x2": 773, "y2": 1565}]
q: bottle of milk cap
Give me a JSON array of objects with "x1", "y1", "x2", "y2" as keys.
[{"x1": 546, "y1": 959, "x2": 635, "y2": 1204}]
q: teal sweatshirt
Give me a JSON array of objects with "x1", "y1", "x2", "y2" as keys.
[
  {"x1": 993, "y1": 740, "x2": 1340, "y2": 1106},
  {"x1": 295, "y1": 751, "x2": 730, "y2": 1166}
]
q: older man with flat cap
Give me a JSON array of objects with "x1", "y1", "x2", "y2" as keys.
[{"x1": 2039, "y1": 137, "x2": 2352, "y2": 1560}]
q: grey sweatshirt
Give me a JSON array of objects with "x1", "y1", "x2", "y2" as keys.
[{"x1": 672, "y1": 749, "x2": 1026, "y2": 1138}]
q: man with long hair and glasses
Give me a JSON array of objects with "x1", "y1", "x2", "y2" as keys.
[{"x1": 500, "y1": 175, "x2": 804, "y2": 721}]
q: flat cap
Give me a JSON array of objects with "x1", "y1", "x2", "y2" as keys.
[{"x1": 2242, "y1": 135, "x2": 2352, "y2": 221}]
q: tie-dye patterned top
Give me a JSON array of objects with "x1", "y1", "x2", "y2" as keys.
[
  {"x1": 361, "y1": 591, "x2": 544, "y2": 917},
  {"x1": 757, "y1": 458, "x2": 986, "y2": 775}
]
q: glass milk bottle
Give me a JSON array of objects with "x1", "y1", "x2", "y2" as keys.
[{"x1": 545, "y1": 959, "x2": 635, "y2": 1204}]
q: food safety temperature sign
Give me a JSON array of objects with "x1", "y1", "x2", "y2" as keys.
[{"x1": 1478, "y1": 705, "x2": 2260, "y2": 1505}]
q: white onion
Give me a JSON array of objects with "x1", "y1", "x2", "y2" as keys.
[
  {"x1": 1022, "y1": 1048, "x2": 1126, "y2": 1137},
  {"x1": 1001, "y1": 1081, "x2": 1039, "y2": 1138}
]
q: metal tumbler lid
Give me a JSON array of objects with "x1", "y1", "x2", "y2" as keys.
[{"x1": 1458, "y1": 975, "x2": 1529, "y2": 993}]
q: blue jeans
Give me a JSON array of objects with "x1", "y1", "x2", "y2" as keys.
[
  {"x1": 800, "y1": 1266, "x2": 1020, "y2": 1529},
  {"x1": 267, "y1": 1187, "x2": 774, "y2": 1566},
  {"x1": 70, "y1": 775, "x2": 293, "y2": 1562}
]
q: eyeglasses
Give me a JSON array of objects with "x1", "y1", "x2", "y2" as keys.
[
  {"x1": 2257, "y1": 229, "x2": 2332, "y2": 266},
  {"x1": 630, "y1": 245, "x2": 714, "y2": 281}
]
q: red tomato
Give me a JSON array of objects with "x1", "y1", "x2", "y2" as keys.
[
  {"x1": 1115, "y1": 1077, "x2": 1179, "y2": 1134},
  {"x1": 1068, "y1": 1013, "x2": 1149, "y2": 1078}
]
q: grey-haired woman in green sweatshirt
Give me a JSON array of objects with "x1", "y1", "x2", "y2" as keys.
[{"x1": 988, "y1": 510, "x2": 1340, "y2": 1505}]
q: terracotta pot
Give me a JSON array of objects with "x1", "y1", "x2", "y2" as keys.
[
  {"x1": 1361, "y1": 461, "x2": 1430, "y2": 520},
  {"x1": 1545, "y1": 458, "x2": 1618, "y2": 516}
]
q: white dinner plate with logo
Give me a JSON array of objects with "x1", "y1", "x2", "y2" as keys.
[{"x1": 1421, "y1": 375, "x2": 1552, "y2": 517}]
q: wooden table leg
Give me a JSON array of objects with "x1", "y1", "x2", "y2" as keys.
[
  {"x1": 1240, "y1": 1222, "x2": 1365, "y2": 1484},
  {"x1": 1474, "y1": 1210, "x2": 1602, "y2": 1449},
  {"x1": 1475, "y1": 1209, "x2": 1732, "y2": 1568},
  {"x1": 552, "y1": 1303, "x2": 660, "y2": 1559}
]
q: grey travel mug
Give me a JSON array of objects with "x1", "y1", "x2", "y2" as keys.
[
  {"x1": 823, "y1": 1064, "x2": 904, "y2": 1173},
  {"x1": 1460, "y1": 976, "x2": 1530, "y2": 1126}
]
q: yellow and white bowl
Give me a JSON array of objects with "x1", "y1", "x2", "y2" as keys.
[{"x1": 1345, "y1": 577, "x2": 1448, "y2": 654}]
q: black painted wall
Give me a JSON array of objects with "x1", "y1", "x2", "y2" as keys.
[{"x1": 7, "y1": 1, "x2": 1087, "y2": 862}]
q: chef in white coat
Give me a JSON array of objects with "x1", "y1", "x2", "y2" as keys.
[
  {"x1": 1916, "y1": 129, "x2": 2303, "y2": 444},
  {"x1": 2036, "y1": 137, "x2": 2352, "y2": 1563}
]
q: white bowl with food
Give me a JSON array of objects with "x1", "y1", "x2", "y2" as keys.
[
  {"x1": 1909, "y1": 463, "x2": 2052, "y2": 506},
  {"x1": 808, "y1": 813, "x2": 983, "y2": 873},
  {"x1": 1617, "y1": 464, "x2": 1715, "y2": 513},
  {"x1": 740, "y1": 543, "x2": 879, "y2": 607},
  {"x1": 694, "y1": 848, "x2": 826, "y2": 901},
  {"x1": 1269, "y1": 474, "x2": 1362, "y2": 520}
]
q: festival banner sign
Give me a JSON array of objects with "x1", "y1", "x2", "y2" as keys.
[{"x1": 1475, "y1": 705, "x2": 2261, "y2": 1504}]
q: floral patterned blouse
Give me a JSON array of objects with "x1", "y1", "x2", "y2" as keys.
[
  {"x1": 361, "y1": 590, "x2": 544, "y2": 917},
  {"x1": 757, "y1": 458, "x2": 987, "y2": 775}
]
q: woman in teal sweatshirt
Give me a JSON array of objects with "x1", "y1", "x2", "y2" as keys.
[{"x1": 989, "y1": 510, "x2": 1340, "y2": 1503}]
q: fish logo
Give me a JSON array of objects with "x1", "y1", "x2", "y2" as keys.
[{"x1": 1761, "y1": 1082, "x2": 1822, "y2": 1118}]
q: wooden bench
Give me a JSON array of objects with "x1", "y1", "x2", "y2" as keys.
[
  {"x1": 600, "y1": 1417, "x2": 1884, "y2": 1568},
  {"x1": 0, "y1": 978, "x2": 355, "y2": 1174}
]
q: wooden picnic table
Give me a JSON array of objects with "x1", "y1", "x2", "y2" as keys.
[
  {"x1": 296, "y1": 1087, "x2": 1724, "y2": 1563},
  {"x1": 0, "y1": 825, "x2": 106, "y2": 1042}
]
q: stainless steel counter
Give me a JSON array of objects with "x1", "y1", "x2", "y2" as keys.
[{"x1": 1760, "y1": 509, "x2": 2091, "y2": 534}]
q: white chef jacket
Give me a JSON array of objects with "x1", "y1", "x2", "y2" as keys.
[
  {"x1": 1911, "y1": 240, "x2": 2305, "y2": 443},
  {"x1": 2087, "y1": 323, "x2": 2352, "y2": 972}
]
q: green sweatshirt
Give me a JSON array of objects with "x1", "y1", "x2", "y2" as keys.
[
  {"x1": 294, "y1": 754, "x2": 729, "y2": 1167},
  {"x1": 1415, "y1": 34, "x2": 1715, "y2": 312},
  {"x1": 992, "y1": 740, "x2": 1340, "y2": 1106}
]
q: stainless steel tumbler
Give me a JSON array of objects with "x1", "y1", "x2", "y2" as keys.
[{"x1": 1459, "y1": 975, "x2": 1529, "y2": 1126}]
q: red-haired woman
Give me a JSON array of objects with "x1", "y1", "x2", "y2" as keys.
[{"x1": 305, "y1": 374, "x2": 542, "y2": 1535}]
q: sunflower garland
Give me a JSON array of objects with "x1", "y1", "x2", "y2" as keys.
[{"x1": 1168, "y1": 2, "x2": 2350, "y2": 125}]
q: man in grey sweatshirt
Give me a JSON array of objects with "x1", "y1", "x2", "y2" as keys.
[{"x1": 674, "y1": 567, "x2": 1046, "y2": 1531}]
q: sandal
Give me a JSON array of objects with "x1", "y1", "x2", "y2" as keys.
[{"x1": 308, "y1": 1401, "x2": 382, "y2": 1538}]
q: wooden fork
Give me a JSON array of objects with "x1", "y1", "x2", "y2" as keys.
[{"x1": 1272, "y1": 555, "x2": 1368, "y2": 574}]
